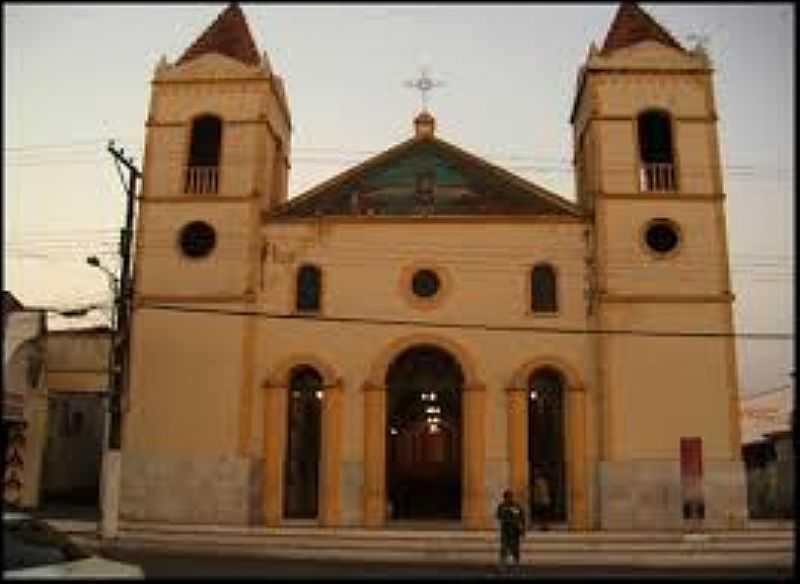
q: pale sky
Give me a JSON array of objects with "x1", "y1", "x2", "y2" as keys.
[{"x1": 3, "y1": 3, "x2": 794, "y2": 398}]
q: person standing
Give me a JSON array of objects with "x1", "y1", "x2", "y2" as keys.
[{"x1": 496, "y1": 489, "x2": 526, "y2": 570}]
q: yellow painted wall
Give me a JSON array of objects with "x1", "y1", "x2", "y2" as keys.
[
  {"x1": 261, "y1": 219, "x2": 589, "y2": 328},
  {"x1": 602, "y1": 302, "x2": 736, "y2": 460},
  {"x1": 597, "y1": 120, "x2": 639, "y2": 195},
  {"x1": 598, "y1": 199, "x2": 727, "y2": 296},
  {"x1": 125, "y1": 308, "x2": 246, "y2": 455},
  {"x1": 136, "y1": 202, "x2": 256, "y2": 298}
]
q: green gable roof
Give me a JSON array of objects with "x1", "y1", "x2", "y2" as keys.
[{"x1": 272, "y1": 135, "x2": 582, "y2": 219}]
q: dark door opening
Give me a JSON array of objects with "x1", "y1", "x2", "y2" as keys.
[
  {"x1": 284, "y1": 365, "x2": 323, "y2": 519},
  {"x1": 528, "y1": 367, "x2": 567, "y2": 524},
  {"x1": 386, "y1": 344, "x2": 463, "y2": 520}
]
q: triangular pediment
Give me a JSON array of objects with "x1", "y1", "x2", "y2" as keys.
[{"x1": 274, "y1": 136, "x2": 581, "y2": 219}]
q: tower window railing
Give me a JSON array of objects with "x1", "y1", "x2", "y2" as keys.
[
  {"x1": 184, "y1": 165, "x2": 219, "y2": 194},
  {"x1": 640, "y1": 162, "x2": 676, "y2": 192}
]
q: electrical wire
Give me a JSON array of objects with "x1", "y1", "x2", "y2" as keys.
[
  {"x1": 134, "y1": 302, "x2": 793, "y2": 340},
  {"x1": 4, "y1": 142, "x2": 794, "y2": 182}
]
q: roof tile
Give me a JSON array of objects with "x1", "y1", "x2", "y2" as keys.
[
  {"x1": 177, "y1": 3, "x2": 261, "y2": 67},
  {"x1": 601, "y1": 2, "x2": 684, "y2": 55}
]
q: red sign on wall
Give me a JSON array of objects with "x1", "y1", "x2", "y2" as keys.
[
  {"x1": 680, "y1": 437, "x2": 704, "y2": 481},
  {"x1": 680, "y1": 436, "x2": 705, "y2": 520}
]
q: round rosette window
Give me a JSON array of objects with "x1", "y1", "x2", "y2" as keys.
[
  {"x1": 179, "y1": 221, "x2": 217, "y2": 258},
  {"x1": 644, "y1": 219, "x2": 680, "y2": 255},
  {"x1": 411, "y1": 269, "x2": 441, "y2": 298}
]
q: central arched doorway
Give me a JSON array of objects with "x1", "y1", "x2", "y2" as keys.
[{"x1": 385, "y1": 344, "x2": 463, "y2": 520}]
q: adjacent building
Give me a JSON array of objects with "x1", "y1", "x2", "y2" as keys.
[
  {"x1": 740, "y1": 387, "x2": 794, "y2": 519},
  {"x1": 3, "y1": 291, "x2": 48, "y2": 508},
  {"x1": 40, "y1": 327, "x2": 111, "y2": 506}
]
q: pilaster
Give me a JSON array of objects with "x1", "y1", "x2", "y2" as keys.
[
  {"x1": 362, "y1": 382, "x2": 386, "y2": 527},
  {"x1": 320, "y1": 381, "x2": 344, "y2": 526},
  {"x1": 505, "y1": 386, "x2": 528, "y2": 510},
  {"x1": 262, "y1": 383, "x2": 287, "y2": 525},
  {"x1": 463, "y1": 383, "x2": 488, "y2": 529},
  {"x1": 568, "y1": 385, "x2": 590, "y2": 530}
]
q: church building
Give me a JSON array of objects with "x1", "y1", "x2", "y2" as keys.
[{"x1": 122, "y1": 2, "x2": 747, "y2": 530}]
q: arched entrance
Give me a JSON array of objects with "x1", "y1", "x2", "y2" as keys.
[
  {"x1": 385, "y1": 345, "x2": 463, "y2": 520},
  {"x1": 528, "y1": 367, "x2": 567, "y2": 524},
  {"x1": 284, "y1": 365, "x2": 324, "y2": 519}
]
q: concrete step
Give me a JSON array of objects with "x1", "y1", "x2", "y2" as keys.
[
  {"x1": 55, "y1": 519, "x2": 794, "y2": 568},
  {"x1": 117, "y1": 521, "x2": 794, "y2": 542},
  {"x1": 89, "y1": 536, "x2": 793, "y2": 568},
  {"x1": 115, "y1": 524, "x2": 793, "y2": 567}
]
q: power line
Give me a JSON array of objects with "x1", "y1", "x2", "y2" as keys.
[
  {"x1": 4, "y1": 142, "x2": 794, "y2": 179},
  {"x1": 138, "y1": 302, "x2": 793, "y2": 340},
  {"x1": 740, "y1": 384, "x2": 792, "y2": 400}
]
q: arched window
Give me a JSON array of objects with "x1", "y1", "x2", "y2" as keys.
[
  {"x1": 284, "y1": 365, "x2": 323, "y2": 519},
  {"x1": 637, "y1": 110, "x2": 676, "y2": 191},
  {"x1": 531, "y1": 264, "x2": 557, "y2": 313},
  {"x1": 185, "y1": 115, "x2": 222, "y2": 194},
  {"x1": 296, "y1": 264, "x2": 322, "y2": 312}
]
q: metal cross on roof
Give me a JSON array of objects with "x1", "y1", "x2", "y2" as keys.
[{"x1": 405, "y1": 67, "x2": 443, "y2": 113}]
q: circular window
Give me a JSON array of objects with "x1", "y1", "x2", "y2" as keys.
[
  {"x1": 644, "y1": 220, "x2": 680, "y2": 254},
  {"x1": 411, "y1": 269, "x2": 441, "y2": 298},
  {"x1": 179, "y1": 221, "x2": 217, "y2": 258}
]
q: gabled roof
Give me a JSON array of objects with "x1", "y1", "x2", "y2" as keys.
[
  {"x1": 177, "y1": 3, "x2": 261, "y2": 68},
  {"x1": 601, "y1": 2, "x2": 685, "y2": 55},
  {"x1": 272, "y1": 134, "x2": 582, "y2": 219},
  {"x1": 3, "y1": 291, "x2": 24, "y2": 315}
]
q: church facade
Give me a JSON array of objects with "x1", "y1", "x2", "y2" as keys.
[{"x1": 121, "y1": 3, "x2": 747, "y2": 530}]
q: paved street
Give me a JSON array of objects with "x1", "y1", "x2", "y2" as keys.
[{"x1": 97, "y1": 547, "x2": 794, "y2": 580}]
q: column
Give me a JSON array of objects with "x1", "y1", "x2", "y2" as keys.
[
  {"x1": 463, "y1": 383, "x2": 488, "y2": 529},
  {"x1": 362, "y1": 382, "x2": 386, "y2": 527},
  {"x1": 506, "y1": 386, "x2": 529, "y2": 509},
  {"x1": 262, "y1": 384, "x2": 287, "y2": 526},
  {"x1": 568, "y1": 386, "x2": 589, "y2": 530},
  {"x1": 320, "y1": 381, "x2": 343, "y2": 526}
]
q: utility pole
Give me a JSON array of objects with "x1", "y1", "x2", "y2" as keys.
[{"x1": 100, "y1": 140, "x2": 141, "y2": 539}]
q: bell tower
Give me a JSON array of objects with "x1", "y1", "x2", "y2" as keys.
[
  {"x1": 135, "y1": 2, "x2": 291, "y2": 301},
  {"x1": 572, "y1": 3, "x2": 746, "y2": 529},
  {"x1": 121, "y1": 4, "x2": 292, "y2": 525}
]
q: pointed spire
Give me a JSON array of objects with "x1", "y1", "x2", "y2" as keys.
[
  {"x1": 177, "y1": 3, "x2": 261, "y2": 67},
  {"x1": 601, "y1": 2, "x2": 684, "y2": 54}
]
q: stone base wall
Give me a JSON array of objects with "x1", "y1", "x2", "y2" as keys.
[
  {"x1": 599, "y1": 459, "x2": 747, "y2": 530},
  {"x1": 121, "y1": 453, "x2": 261, "y2": 525}
]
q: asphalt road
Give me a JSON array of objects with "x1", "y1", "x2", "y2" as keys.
[{"x1": 97, "y1": 548, "x2": 794, "y2": 580}]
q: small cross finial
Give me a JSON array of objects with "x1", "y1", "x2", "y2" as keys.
[{"x1": 405, "y1": 67, "x2": 443, "y2": 113}]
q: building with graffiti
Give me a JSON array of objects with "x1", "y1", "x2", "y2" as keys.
[{"x1": 2, "y1": 291, "x2": 47, "y2": 508}]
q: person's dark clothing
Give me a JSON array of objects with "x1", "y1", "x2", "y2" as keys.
[{"x1": 496, "y1": 499, "x2": 525, "y2": 565}]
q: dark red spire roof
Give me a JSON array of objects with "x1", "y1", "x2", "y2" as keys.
[
  {"x1": 177, "y1": 3, "x2": 261, "y2": 67},
  {"x1": 601, "y1": 2, "x2": 684, "y2": 54}
]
